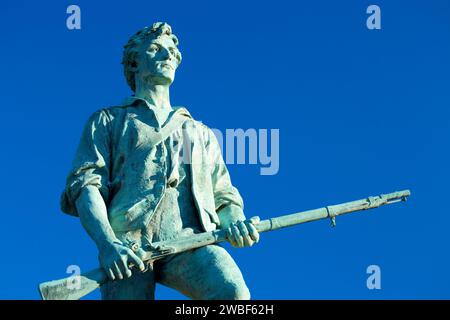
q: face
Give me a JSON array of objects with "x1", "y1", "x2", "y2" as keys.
[{"x1": 136, "y1": 35, "x2": 181, "y2": 86}]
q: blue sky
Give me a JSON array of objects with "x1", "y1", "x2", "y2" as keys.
[{"x1": 1, "y1": 0, "x2": 449, "y2": 299}]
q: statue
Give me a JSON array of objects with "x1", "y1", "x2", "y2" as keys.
[
  {"x1": 59, "y1": 22, "x2": 259, "y2": 300},
  {"x1": 38, "y1": 22, "x2": 411, "y2": 301}
]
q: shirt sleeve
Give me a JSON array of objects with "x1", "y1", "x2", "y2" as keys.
[
  {"x1": 204, "y1": 125, "x2": 244, "y2": 213},
  {"x1": 60, "y1": 110, "x2": 112, "y2": 216}
]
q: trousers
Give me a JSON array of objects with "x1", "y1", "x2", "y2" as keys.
[
  {"x1": 100, "y1": 244, "x2": 250, "y2": 300},
  {"x1": 100, "y1": 181, "x2": 250, "y2": 300}
]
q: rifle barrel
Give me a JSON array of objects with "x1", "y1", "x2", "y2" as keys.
[{"x1": 256, "y1": 190, "x2": 410, "y2": 232}]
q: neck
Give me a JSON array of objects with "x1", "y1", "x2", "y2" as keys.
[{"x1": 134, "y1": 79, "x2": 172, "y2": 111}]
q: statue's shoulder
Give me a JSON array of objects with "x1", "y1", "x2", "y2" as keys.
[
  {"x1": 197, "y1": 121, "x2": 212, "y2": 133},
  {"x1": 193, "y1": 119, "x2": 214, "y2": 142},
  {"x1": 173, "y1": 106, "x2": 202, "y2": 127},
  {"x1": 89, "y1": 104, "x2": 134, "y2": 124},
  {"x1": 101, "y1": 103, "x2": 132, "y2": 115},
  {"x1": 173, "y1": 106, "x2": 213, "y2": 141}
]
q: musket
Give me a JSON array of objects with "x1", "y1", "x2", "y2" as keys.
[{"x1": 38, "y1": 189, "x2": 410, "y2": 300}]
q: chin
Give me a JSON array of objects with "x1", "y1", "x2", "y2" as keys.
[
  {"x1": 161, "y1": 75, "x2": 175, "y2": 85},
  {"x1": 147, "y1": 73, "x2": 175, "y2": 85},
  {"x1": 162, "y1": 71, "x2": 175, "y2": 82}
]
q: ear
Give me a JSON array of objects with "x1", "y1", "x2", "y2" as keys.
[{"x1": 129, "y1": 60, "x2": 138, "y2": 73}]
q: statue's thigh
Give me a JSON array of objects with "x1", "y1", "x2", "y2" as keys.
[
  {"x1": 100, "y1": 267, "x2": 155, "y2": 300},
  {"x1": 156, "y1": 245, "x2": 250, "y2": 300}
]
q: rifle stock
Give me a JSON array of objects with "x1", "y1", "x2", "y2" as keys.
[
  {"x1": 39, "y1": 268, "x2": 106, "y2": 300},
  {"x1": 38, "y1": 189, "x2": 410, "y2": 300}
]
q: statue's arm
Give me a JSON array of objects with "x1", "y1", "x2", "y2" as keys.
[
  {"x1": 217, "y1": 205, "x2": 245, "y2": 229},
  {"x1": 75, "y1": 186, "x2": 145, "y2": 280},
  {"x1": 75, "y1": 186, "x2": 118, "y2": 250},
  {"x1": 203, "y1": 126, "x2": 244, "y2": 222},
  {"x1": 62, "y1": 110, "x2": 145, "y2": 279},
  {"x1": 60, "y1": 110, "x2": 112, "y2": 216},
  {"x1": 203, "y1": 125, "x2": 259, "y2": 247}
]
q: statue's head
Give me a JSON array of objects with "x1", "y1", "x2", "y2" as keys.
[{"x1": 122, "y1": 22, "x2": 182, "y2": 92}]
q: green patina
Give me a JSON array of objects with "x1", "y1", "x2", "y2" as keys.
[{"x1": 57, "y1": 22, "x2": 259, "y2": 300}]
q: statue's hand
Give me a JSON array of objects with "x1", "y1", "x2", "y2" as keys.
[
  {"x1": 98, "y1": 240, "x2": 146, "y2": 280},
  {"x1": 226, "y1": 216, "x2": 260, "y2": 248}
]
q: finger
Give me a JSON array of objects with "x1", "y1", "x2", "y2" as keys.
[
  {"x1": 249, "y1": 216, "x2": 260, "y2": 225},
  {"x1": 245, "y1": 220, "x2": 260, "y2": 243},
  {"x1": 113, "y1": 261, "x2": 123, "y2": 280},
  {"x1": 106, "y1": 268, "x2": 115, "y2": 281},
  {"x1": 237, "y1": 221, "x2": 254, "y2": 247},
  {"x1": 226, "y1": 227, "x2": 238, "y2": 247},
  {"x1": 127, "y1": 249, "x2": 146, "y2": 272},
  {"x1": 231, "y1": 224, "x2": 244, "y2": 247},
  {"x1": 120, "y1": 257, "x2": 132, "y2": 278}
]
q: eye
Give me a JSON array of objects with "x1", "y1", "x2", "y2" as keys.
[
  {"x1": 148, "y1": 44, "x2": 159, "y2": 52},
  {"x1": 170, "y1": 49, "x2": 181, "y2": 62}
]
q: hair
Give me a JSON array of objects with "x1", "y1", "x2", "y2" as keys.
[{"x1": 122, "y1": 22, "x2": 182, "y2": 92}]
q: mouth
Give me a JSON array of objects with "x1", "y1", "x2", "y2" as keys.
[{"x1": 160, "y1": 63, "x2": 174, "y2": 70}]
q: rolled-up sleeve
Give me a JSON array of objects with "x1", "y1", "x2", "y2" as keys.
[
  {"x1": 204, "y1": 126, "x2": 244, "y2": 212},
  {"x1": 60, "y1": 110, "x2": 111, "y2": 216}
]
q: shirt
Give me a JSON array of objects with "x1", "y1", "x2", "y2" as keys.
[{"x1": 60, "y1": 97, "x2": 244, "y2": 233}]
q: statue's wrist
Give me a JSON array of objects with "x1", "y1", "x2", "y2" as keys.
[
  {"x1": 218, "y1": 204, "x2": 245, "y2": 229},
  {"x1": 96, "y1": 236, "x2": 121, "y2": 251}
]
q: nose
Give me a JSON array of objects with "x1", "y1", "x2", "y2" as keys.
[{"x1": 161, "y1": 47, "x2": 173, "y2": 61}]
